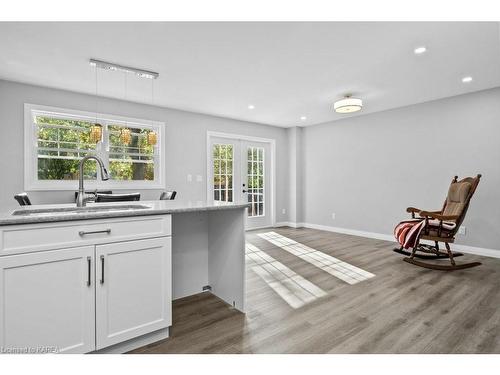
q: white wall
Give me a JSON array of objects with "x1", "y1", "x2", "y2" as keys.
[
  {"x1": 287, "y1": 126, "x2": 303, "y2": 224},
  {"x1": 302, "y1": 88, "x2": 500, "y2": 250},
  {"x1": 2, "y1": 79, "x2": 499, "y2": 251},
  {"x1": 0, "y1": 79, "x2": 289, "y2": 224}
]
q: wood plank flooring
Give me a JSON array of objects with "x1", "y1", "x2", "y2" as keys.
[{"x1": 130, "y1": 227, "x2": 500, "y2": 354}]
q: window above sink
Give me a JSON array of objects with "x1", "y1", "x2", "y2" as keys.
[{"x1": 24, "y1": 104, "x2": 166, "y2": 191}]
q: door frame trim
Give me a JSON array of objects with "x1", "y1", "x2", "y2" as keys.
[{"x1": 206, "y1": 131, "x2": 276, "y2": 227}]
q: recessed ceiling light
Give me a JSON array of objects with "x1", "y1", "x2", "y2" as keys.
[
  {"x1": 300, "y1": 116, "x2": 307, "y2": 121},
  {"x1": 334, "y1": 96, "x2": 363, "y2": 114},
  {"x1": 248, "y1": 104, "x2": 255, "y2": 110},
  {"x1": 462, "y1": 76, "x2": 473, "y2": 83},
  {"x1": 414, "y1": 46, "x2": 427, "y2": 55}
]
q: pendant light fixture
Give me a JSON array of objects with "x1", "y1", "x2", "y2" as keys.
[
  {"x1": 147, "y1": 131, "x2": 157, "y2": 146},
  {"x1": 120, "y1": 128, "x2": 132, "y2": 145},
  {"x1": 89, "y1": 124, "x2": 103, "y2": 143},
  {"x1": 89, "y1": 62, "x2": 103, "y2": 143},
  {"x1": 334, "y1": 95, "x2": 363, "y2": 114},
  {"x1": 121, "y1": 69, "x2": 132, "y2": 145},
  {"x1": 89, "y1": 58, "x2": 160, "y2": 146},
  {"x1": 146, "y1": 71, "x2": 158, "y2": 146}
]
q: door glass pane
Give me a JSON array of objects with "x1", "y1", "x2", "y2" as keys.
[
  {"x1": 247, "y1": 146, "x2": 264, "y2": 217},
  {"x1": 213, "y1": 144, "x2": 233, "y2": 203}
]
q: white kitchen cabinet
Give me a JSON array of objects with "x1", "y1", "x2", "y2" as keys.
[
  {"x1": 0, "y1": 246, "x2": 95, "y2": 354},
  {"x1": 95, "y1": 237, "x2": 172, "y2": 350},
  {"x1": 0, "y1": 215, "x2": 172, "y2": 354},
  {"x1": 0, "y1": 205, "x2": 246, "y2": 354}
]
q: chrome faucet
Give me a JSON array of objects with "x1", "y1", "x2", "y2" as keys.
[{"x1": 76, "y1": 155, "x2": 110, "y2": 207}]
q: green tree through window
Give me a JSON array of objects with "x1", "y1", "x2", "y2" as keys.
[{"x1": 35, "y1": 114, "x2": 157, "y2": 182}]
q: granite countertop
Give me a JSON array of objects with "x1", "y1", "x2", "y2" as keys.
[{"x1": 0, "y1": 200, "x2": 250, "y2": 226}]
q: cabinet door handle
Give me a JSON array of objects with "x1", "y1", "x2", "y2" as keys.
[
  {"x1": 100, "y1": 255, "x2": 105, "y2": 284},
  {"x1": 87, "y1": 256, "x2": 91, "y2": 286},
  {"x1": 79, "y1": 229, "x2": 111, "y2": 236}
]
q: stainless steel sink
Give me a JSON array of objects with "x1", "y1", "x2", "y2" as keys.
[{"x1": 12, "y1": 204, "x2": 153, "y2": 217}]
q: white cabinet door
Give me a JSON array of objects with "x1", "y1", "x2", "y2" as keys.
[
  {"x1": 95, "y1": 237, "x2": 172, "y2": 350},
  {"x1": 0, "y1": 246, "x2": 95, "y2": 354}
]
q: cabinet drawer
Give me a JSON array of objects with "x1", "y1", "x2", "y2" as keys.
[{"x1": 0, "y1": 215, "x2": 171, "y2": 256}]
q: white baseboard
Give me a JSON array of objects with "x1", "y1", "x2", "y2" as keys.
[
  {"x1": 450, "y1": 244, "x2": 500, "y2": 259},
  {"x1": 274, "y1": 221, "x2": 300, "y2": 228},
  {"x1": 278, "y1": 221, "x2": 500, "y2": 259},
  {"x1": 302, "y1": 222, "x2": 394, "y2": 242},
  {"x1": 246, "y1": 225, "x2": 275, "y2": 231}
]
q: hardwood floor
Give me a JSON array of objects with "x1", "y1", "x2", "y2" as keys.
[{"x1": 130, "y1": 227, "x2": 500, "y2": 354}]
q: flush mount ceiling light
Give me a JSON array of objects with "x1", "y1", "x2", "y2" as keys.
[
  {"x1": 89, "y1": 59, "x2": 159, "y2": 79},
  {"x1": 248, "y1": 104, "x2": 255, "y2": 110},
  {"x1": 414, "y1": 46, "x2": 427, "y2": 55},
  {"x1": 334, "y1": 96, "x2": 363, "y2": 114},
  {"x1": 462, "y1": 76, "x2": 473, "y2": 83},
  {"x1": 300, "y1": 116, "x2": 307, "y2": 121}
]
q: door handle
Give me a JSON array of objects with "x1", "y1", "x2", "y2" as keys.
[
  {"x1": 87, "y1": 256, "x2": 91, "y2": 286},
  {"x1": 100, "y1": 255, "x2": 105, "y2": 284},
  {"x1": 242, "y1": 190, "x2": 248, "y2": 193},
  {"x1": 79, "y1": 229, "x2": 111, "y2": 236}
]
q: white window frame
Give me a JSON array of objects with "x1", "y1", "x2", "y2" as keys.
[{"x1": 24, "y1": 103, "x2": 166, "y2": 191}]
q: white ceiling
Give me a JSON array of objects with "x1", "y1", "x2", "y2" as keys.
[{"x1": 1, "y1": 22, "x2": 500, "y2": 127}]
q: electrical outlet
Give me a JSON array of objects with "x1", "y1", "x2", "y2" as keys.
[
  {"x1": 196, "y1": 174, "x2": 203, "y2": 182},
  {"x1": 282, "y1": 208, "x2": 286, "y2": 215},
  {"x1": 331, "y1": 213, "x2": 336, "y2": 220},
  {"x1": 458, "y1": 226, "x2": 466, "y2": 235}
]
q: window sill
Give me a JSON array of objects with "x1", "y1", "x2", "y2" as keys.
[{"x1": 24, "y1": 180, "x2": 166, "y2": 191}]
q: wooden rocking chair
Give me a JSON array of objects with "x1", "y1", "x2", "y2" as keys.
[{"x1": 394, "y1": 174, "x2": 482, "y2": 271}]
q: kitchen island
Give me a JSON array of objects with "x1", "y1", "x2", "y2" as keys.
[{"x1": 0, "y1": 201, "x2": 248, "y2": 353}]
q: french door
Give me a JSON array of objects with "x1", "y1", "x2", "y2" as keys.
[{"x1": 208, "y1": 135, "x2": 272, "y2": 229}]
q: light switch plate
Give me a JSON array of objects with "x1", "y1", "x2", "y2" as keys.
[{"x1": 187, "y1": 174, "x2": 192, "y2": 182}]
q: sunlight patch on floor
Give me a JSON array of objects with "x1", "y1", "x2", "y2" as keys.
[
  {"x1": 257, "y1": 232, "x2": 375, "y2": 285},
  {"x1": 246, "y1": 242, "x2": 327, "y2": 309}
]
